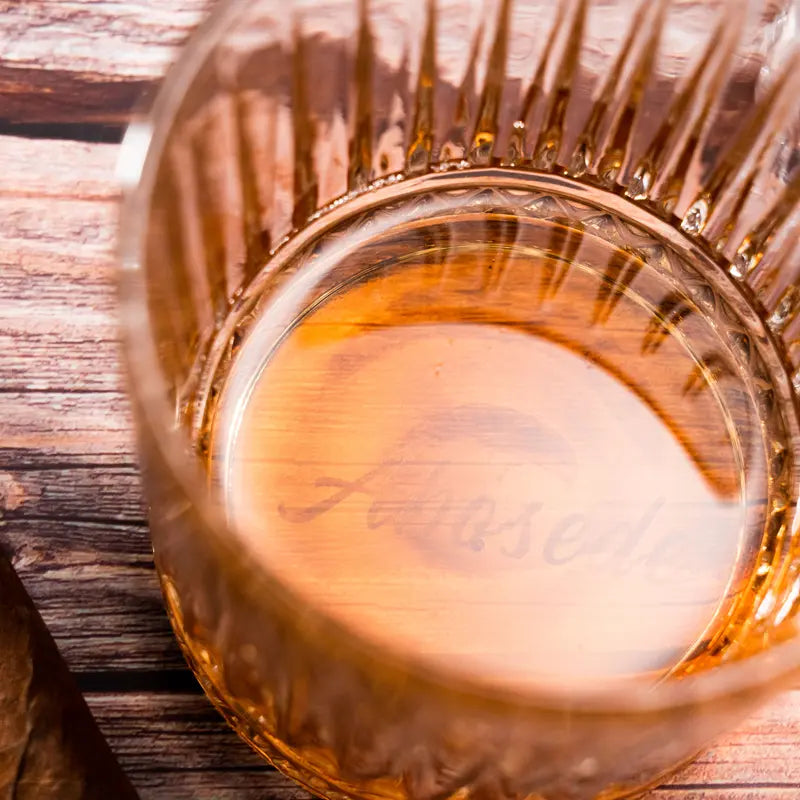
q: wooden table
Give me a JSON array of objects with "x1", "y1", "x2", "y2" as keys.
[{"x1": 0, "y1": 2, "x2": 798, "y2": 798}]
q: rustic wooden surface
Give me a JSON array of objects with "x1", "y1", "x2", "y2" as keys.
[{"x1": 1, "y1": 2, "x2": 800, "y2": 798}]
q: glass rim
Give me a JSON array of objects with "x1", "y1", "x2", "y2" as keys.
[{"x1": 117, "y1": 0, "x2": 800, "y2": 716}]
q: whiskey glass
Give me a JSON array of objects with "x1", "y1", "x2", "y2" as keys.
[{"x1": 118, "y1": 0, "x2": 800, "y2": 797}]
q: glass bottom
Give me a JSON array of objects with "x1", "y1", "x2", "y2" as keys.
[{"x1": 195, "y1": 170, "x2": 794, "y2": 694}]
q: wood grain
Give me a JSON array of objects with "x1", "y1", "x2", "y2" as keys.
[
  {"x1": 1, "y1": 60, "x2": 800, "y2": 799},
  {"x1": 0, "y1": 1, "x2": 212, "y2": 128},
  {"x1": 78, "y1": 690, "x2": 800, "y2": 799},
  {"x1": 0, "y1": 137, "x2": 120, "y2": 392},
  {"x1": 0, "y1": 135, "x2": 174, "y2": 682}
]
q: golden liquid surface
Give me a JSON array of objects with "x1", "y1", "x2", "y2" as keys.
[{"x1": 208, "y1": 218, "x2": 764, "y2": 691}]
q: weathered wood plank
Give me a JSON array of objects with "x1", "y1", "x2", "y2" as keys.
[
  {"x1": 0, "y1": 254, "x2": 120, "y2": 391},
  {"x1": 2, "y1": 517, "x2": 182, "y2": 672},
  {"x1": 0, "y1": 134, "x2": 161, "y2": 674},
  {"x1": 5, "y1": 516, "x2": 151, "y2": 565},
  {"x1": 0, "y1": 335, "x2": 122, "y2": 393},
  {"x1": 0, "y1": 136, "x2": 122, "y2": 391},
  {"x1": 0, "y1": 136, "x2": 119, "y2": 199},
  {"x1": 0, "y1": 196, "x2": 116, "y2": 255},
  {"x1": 87, "y1": 692, "x2": 269, "y2": 773},
  {"x1": 0, "y1": 1, "x2": 211, "y2": 127},
  {"x1": 0, "y1": 392, "x2": 135, "y2": 462},
  {"x1": 2, "y1": 465, "x2": 145, "y2": 523},
  {"x1": 79, "y1": 691, "x2": 800, "y2": 799},
  {"x1": 134, "y1": 772, "x2": 311, "y2": 800}
]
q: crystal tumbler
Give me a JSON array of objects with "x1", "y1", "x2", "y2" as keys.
[{"x1": 118, "y1": 0, "x2": 800, "y2": 797}]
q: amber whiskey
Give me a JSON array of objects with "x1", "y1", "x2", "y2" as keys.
[{"x1": 200, "y1": 182, "x2": 770, "y2": 690}]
